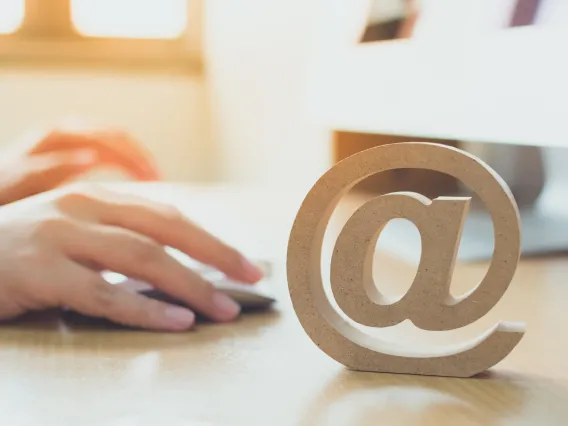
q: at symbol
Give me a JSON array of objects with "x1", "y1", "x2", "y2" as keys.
[{"x1": 287, "y1": 142, "x2": 525, "y2": 377}]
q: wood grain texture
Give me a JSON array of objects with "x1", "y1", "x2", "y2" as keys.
[
  {"x1": 0, "y1": 182, "x2": 566, "y2": 425},
  {"x1": 287, "y1": 143, "x2": 524, "y2": 377}
]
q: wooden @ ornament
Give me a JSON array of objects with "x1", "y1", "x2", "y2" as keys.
[{"x1": 286, "y1": 142, "x2": 525, "y2": 378}]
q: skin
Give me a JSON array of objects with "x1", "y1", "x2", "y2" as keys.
[
  {"x1": 0, "y1": 124, "x2": 264, "y2": 331},
  {"x1": 0, "y1": 123, "x2": 160, "y2": 204}
]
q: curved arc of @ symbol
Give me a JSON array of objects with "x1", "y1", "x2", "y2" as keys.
[{"x1": 286, "y1": 142, "x2": 525, "y2": 378}]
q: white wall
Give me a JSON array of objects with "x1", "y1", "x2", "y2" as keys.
[
  {"x1": 204, "y1": 0, "x2": 332, "y2": 188},
  {"x1": 0, "y1": 69, "x2": 213, "y2": 182}
]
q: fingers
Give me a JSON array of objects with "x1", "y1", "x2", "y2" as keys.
[
  {"x1": 82, "y1": 191, "x2": 264, "y2": 284},
  {"x1": 58, "y1": 261, "x2": 196, "y2": 331},
  {"x1": 89, "y1": 130, "x2": 160, "y2": 181},
  {"x1": 27, "y1": 149, "x2": 99, "y2": 187},
  {"x1": 55, "y1": 221, "x2": 242, "y2": 322},
  {"x1": 0, "y1": 150, "x2": 99, "y2": 203},
  {"x1": 31, "y1": 127, "x2": 160, "y2": 181}
]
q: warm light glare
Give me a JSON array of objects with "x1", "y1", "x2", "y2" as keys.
[
  {"x1": 0, "y1": 0, "x2": 24, "y2": 34},
  {"x1": 71, "y1": 0, "x2": 188, "y2": 39}
]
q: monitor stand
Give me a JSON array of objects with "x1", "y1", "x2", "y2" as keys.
[{"x1": 377, "y1": 144, "x2": 568, "y2": 263}]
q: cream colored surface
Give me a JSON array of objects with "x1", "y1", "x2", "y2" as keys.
[{"x1": 0, "y1": 183, "x2": 567, "y2": 425}]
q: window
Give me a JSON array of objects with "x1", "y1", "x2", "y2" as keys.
[
  {"x1": 0, "y1": 0, "x2": 202, "y2": 73},
  {"x1": 71, "y1": 0, "x2": 188, "y2": 39},
  {"x1": 0, "y1": 0, "x2": 25, "y2": 35}
]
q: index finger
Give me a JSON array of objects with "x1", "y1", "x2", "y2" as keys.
[{"x1": 76, "y1": 191, "x2": 264, "y2": 284}]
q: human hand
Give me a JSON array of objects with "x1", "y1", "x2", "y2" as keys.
[
  {"x1": 0, "y1": 122, "x2": 160, "y2": 205},
  {"x1": 0, "y1": 184, "x2": 264, "y2": 331}
]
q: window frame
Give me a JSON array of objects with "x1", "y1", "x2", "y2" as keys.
[{"x1": 0, "y1": 0, "x2": 203, "y2": 73}]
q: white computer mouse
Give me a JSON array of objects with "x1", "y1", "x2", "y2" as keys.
[
  {"x1": 101, "y1": 257, "x2": 276, "y2": 311},
  {"x1": 113, "y1": 275, "x2": 276, "y2": 311}
]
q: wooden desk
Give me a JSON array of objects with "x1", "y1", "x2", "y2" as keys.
[{"x1": 1, "y1": 183, "x2": 568, "y2": 425}]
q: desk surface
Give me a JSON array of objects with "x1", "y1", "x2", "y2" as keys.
[{"x1": 1, "y1": 183, "x2": 568, "y2": 426}]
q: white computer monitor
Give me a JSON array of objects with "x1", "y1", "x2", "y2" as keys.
[{"x1": 305, "y1": 0, "x2": 568, "y2": 261}]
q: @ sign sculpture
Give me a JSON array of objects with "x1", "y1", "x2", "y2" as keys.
[{"x1": 286, "y1": 142, "x2": 525, "y2": 378}]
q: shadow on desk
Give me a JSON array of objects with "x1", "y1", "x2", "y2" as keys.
[{"x1": 0, "y1": 307, "x2": 282, "y2": 351}]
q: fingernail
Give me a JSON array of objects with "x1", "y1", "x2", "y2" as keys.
[
  {"x1": 164, "y1": 305, "x2": 195, "y2": 330},
  {"x1": 241, "y1": 257, "x2": 264, "y2": 282},
  {"x1": 212, "y1": 291, "x2": 241, "y2": 319}
]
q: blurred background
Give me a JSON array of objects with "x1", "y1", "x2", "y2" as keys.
[
  {"x1": 0, "y1": 0, "x2": 332, "y2": 186},
  {"x1": 1, "y1": 0, "x2": 568, "y2": 260}
]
